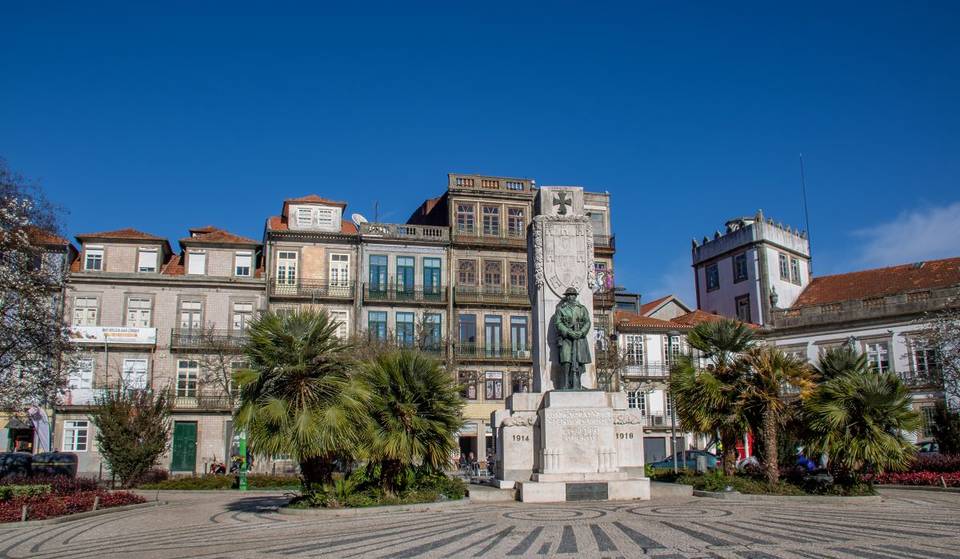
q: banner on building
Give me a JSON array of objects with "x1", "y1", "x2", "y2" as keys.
[{"x1": 69, "y1": 326, "x2": 157, "y2": 345}]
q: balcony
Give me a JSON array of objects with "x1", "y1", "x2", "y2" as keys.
[
  {"x1": 898, "y1": 373, "x2": 940, "y2": 389},
  {"x1": 622, "y1": 362, "x2": 673, "y2": 379},
  {"x1": 455, "y1": 343, "x2": 532, "y2": 361},
  {"x1": 269, "y1": 279, "x2": 355, "y2": 299},
  {"x1": 452, "y1": 227, "x2": 527, "y2": 248},
  {"x1": 593, "y1": 234, "x2": 615, "y2": 251},
  {"x1": 363, "y1": 283, "x2": 448, "y2": 304},
  {"x1": 455, "y1": 285, "x2": 530, "y2": 306},
  {"x1": 60, "y1": 388, "x2": 111, "y2": 406},
  {"x1": 170, "y1": 329, "x2": 247, "y2": 351},
  {"x1": 172, "y1": 394, "x2": 236, "y2": 411},
  {"x1": 594, "y1": 291, "x2": 615, "y2": 308},
  {"x1": 641, "y1": 414, "x2": 680, "y2": 429},
  {"x1": 359, "y1": 222, "x2": 449, "y2": 243}
]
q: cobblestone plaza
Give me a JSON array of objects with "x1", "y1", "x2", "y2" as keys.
[{"x1": 1, "y1": 489, "x2": 958, "y2": 558}]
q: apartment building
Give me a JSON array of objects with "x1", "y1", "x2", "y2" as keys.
[{"x1": 59, "y1": 227, "x2": 267, "y2": 476}]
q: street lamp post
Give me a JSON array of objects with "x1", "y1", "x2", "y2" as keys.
[{"x1": 238, "y1": 429, "x2": 248, "y2": 491}]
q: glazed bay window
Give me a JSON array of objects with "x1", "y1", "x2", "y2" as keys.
[
  {"x1": 507, "y1": 207, "x2": 525, "y2": 237},
  {"x1": 864, "y1": 341, "x2": 891, "y2": 373},
  {"x1": 368, "y1": 311, "x2": 387, "y2": 341},
  {"x1": 137, "y1": 248, "x2": 158, "y2": 273},
  {"x1": 84, "y1": 247, "x2": 103, "y2": 271},
  {"x1": 62, "y1": 421, "x2": 89, "y2": 452},
  {"x1": 459, "y1": 371, "x2": 477, "y2": 400},
  {"x1": 456, "y1": 203, "x2": 475, "y2": 233},
  {"x1": 176, "y1": 360, "x2": 199, "y2": 398},
  {"x1": 423, "y1": 258, "x2": 441, "y2": 297},
  {"x1": 482, "y1": 205, "x2": 500, "y2": 236},
  {"x1": 624, "y1": 334, "x2": 644, "y2": 366},
  {"x1": 234, "y1": 251, "x2": 252, "y2": 277},
  {"x1": 73, "y1": 296, "x2": 98, "y2": 326},
  {"x1": 706, "y1": 264, "x2": 719, "y2": 291},
  {"x1": 779, "y1": 253, "x2": 789, "y2": 280},
  {"x1": 457, "y1": 260, "x2": 477, "y2": 285},
  {"x1": 187, "y1": 251, "x2": 207, "y2": 275},
  {"x1": 733, "y1": 253, "x2": 748, "y2": 283},
  {"x1": 484, "y1": 371, "x2": 503, "y2": 400},
  {"x1": 122, "y1": 358, "x2": 148, "y2": 390},
  {"x1": 396, "y1": 312, "x2": 415, "y2": 347},
  {"x1": 126, "y1": 297, "x2": 151, "y2": 327}
]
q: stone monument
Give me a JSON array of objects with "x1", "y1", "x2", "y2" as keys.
[{"x1": 492, "y1": 186, "x2": 650, "y2": 503}]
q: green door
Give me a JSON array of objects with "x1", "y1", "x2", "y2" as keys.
[{"x1": 171, "y1": 421, "x2": 198, "y2": 472}]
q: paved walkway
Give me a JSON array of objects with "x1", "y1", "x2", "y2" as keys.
[{"x1": 1, "y1": 489, "x2": 959, "y2": 558}]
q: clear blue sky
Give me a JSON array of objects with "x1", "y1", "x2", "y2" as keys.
[{"x1": 3, "y1": 2, "x2": 958, "y2": 304}]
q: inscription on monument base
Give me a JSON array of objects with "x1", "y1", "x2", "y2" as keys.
[{"x1": 566, "y1": 482, "x2": 609, "y2": 501}]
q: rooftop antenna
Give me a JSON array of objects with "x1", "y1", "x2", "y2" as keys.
[
  {"x1": 373, "y1": 201, "x2": 380, "y2": 223},
  {"x1": 800, "y1": 153, "x2": 813, "y2": 271}
]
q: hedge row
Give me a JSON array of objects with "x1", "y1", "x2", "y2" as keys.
[
  {"x1": 0, "y1": 491, "x2": 145, "y2": 522},
  {"x1": 865, "y1": 471, "x2": 960, "y2": 487}
]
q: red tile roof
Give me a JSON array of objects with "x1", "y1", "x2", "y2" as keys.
[
  {"x1": 671, "y1": 309, "x2": 725, "y2": 326},
  {"x1": 180, "y1": 227, "x2": 259, "y2": 245},
  {"x1": 281, "y1": 194, "x2": 348, "y2": 217},
  {"x1": 161, "y1": 254, "x2": 185, "y2": 276},
  {"x1": 614, "y1": 310, "x2": 688, "y2": 331},
  {"x1": 24, "y1": 226, "x2": 70, "y2": 247},
  {"x1": 792, "y1": 257, "x2": 960, "y2": 308},
  {"x1": 75, "y1": 228, "x2": 165, "y2": 241},
  {"x1": 266, "y1": 215, "x2": 357, "y2": 235},
  {"x1": 638, "y1": 295, "x2": 672, "y2": 316}
]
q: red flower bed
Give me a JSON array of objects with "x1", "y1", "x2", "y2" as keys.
[
  {"x1": 0, "y1": 490, "x2": 145, "y2": 522},
  {"x1": 910, "y1": 454, "x2": 960, "y2": 473},
  {"x1": 864, "y1": 471, "x2": 960, "y2": 487}
]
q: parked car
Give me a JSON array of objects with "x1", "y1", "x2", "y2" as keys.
[
  {"x1": 916, "y1": 441, "x2": 940, "y2": 455},
  {"x1": 648, "y1": 450, "x2": 719, "y2": 471}
]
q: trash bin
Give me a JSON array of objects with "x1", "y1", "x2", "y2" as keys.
[
  {"x1": 31, "y1": 452, "x2": 78, "y2": 478},
  {"x1": 0, "y1": 452, "x2": 33, "y2": 480}
]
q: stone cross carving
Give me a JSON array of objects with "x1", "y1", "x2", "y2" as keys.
[{"x1": 553, "y1": 192, "x2": 572, "y2": 215}]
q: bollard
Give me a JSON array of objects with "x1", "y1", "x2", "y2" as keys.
[
  {"x1": 941, "y1": 475, "x2": 947, "y2": 489},
  {"x1": 20, "y1": 505, "x2": 27, "y2": 522},
  {"x1": 93, "y1": 496, "x2": 100, "y2": 511}
]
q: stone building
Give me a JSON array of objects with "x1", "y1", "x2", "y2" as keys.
[{"x1": 58, "y1": 227, "x2": 267, "y2": 476}]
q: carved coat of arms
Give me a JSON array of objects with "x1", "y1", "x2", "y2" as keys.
[{"x1": 534, "y1": 216, "x2": 596, "y2": 298}]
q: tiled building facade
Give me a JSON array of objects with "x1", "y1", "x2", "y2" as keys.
[{"x1": 56, "y1": 174, "x2": 615, "y2": 476}]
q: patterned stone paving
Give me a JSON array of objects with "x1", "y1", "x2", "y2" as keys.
[{"x1": 0, "y1": 489, "x2": 959, "y2": 558}]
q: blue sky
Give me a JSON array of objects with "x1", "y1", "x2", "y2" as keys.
[{"x1": 2, "y1": 3, "x2": 958, "y2": 304}]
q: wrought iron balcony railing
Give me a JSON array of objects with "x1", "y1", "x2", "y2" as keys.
[
  {"x1": 622, "y1": 362, "x2": 673, "y2": 378},
  {"x1": 269, "y1": 279, "x2": 356, "y2": 299},
  {"x1": 454, "y1": 285, "x2": 530, "y2": 306},
  {"x1": 452, "y1": 228, "x2": 527, "y2": 247},
  {"x1": 170, "y1": 329, "x2": 248, "y2": 350},
  {"x1": 363, "y1": 283, "x2": 448, "y2": 304},
  {"x1": 455, "y1": 343, "x2": 533, "y2": 360},
  {"x1": 172, "y1": 394, "x2": 237, "y2": 410},
  {"x1": 898, "y1": 373, "x2": 940, "y2": 388}
]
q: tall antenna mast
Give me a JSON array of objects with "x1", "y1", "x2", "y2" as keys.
[{"x1": 800, "y1": 153, "x2": 813, "y2": 270}]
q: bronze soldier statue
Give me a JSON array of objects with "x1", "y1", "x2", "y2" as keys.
[{"x1": 554, "y1": 287, "x2": 592, "y2": 390}]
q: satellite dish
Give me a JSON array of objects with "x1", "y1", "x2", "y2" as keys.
[{"x1": 351, "y1": 213, "x2": 369, "y2": 227}]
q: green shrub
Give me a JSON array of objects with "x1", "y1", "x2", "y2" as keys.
[
  {"x1": 0, "y1": 484, "x2": 51, "y2": 501},
  {"x1": 138, "y1": 474, "x2": 301, "y2": 491}
]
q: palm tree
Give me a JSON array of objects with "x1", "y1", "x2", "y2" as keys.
[
  {"x1": 360, "y1": 350, "x2": 464, "y2": 493},
  {"x1": 670, "y1": 319, "x2": 755, "y2": 475},
  {"x1": 233, "y1": 309, "x2": 369, "y2": 488},
  {"x1": 804, "y1": 360, "x2": 920, "y2": 484},
  {"x1": 742, "y1": 345, "x2": 816, "y2": 484},
  {"x1": 811, "y1": 344, "x2": 871, "y2": 380}
]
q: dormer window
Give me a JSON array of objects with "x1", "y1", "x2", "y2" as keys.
[
  {"x1": 137, "y1": 248, "x2": 158, "y2": 273},
  {"x1": 84, "y1": 246, "x2": 103, "y2": 271},
  {"x1": 290, "y1": 205, "x2": 341, "y2": 232},
  {"x1": 296, "y1": 207, "x2": 313, "y2": 228},
  {"x1": 187, "y1": 251, "x2": 207, "y2": 275}
]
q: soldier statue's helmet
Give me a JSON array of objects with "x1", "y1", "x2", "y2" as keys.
[{"x1": 563, "y1": 287, "x2": 579, "y2": 296}]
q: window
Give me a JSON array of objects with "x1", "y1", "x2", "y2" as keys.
[
  {"x1": 187, "y1": 251, "x2": 207, "y2": 275},
  {"x1": 864, "y1": 341, "x2": 891, "y2": 373},
  {"x1": 778, "y1": 253, "x2": 789, "y2": 280},
  {"x1": 73, "y1": 296, "x2": 98, "y2": 326},
  {"x1": 125, "y1": 297, "x2": 152, "y2": 327},
  {"x1": 459, "y1": 314, "x2": 477, "y2": 352},
  {"x1": 457, "y1": 260, "x2": 477, "y2": 285},
  {"x1": 296, "y1": 207, "x2": 313, "y2": 228},
  {"x1": 914, "y1": 344, "x2": 942, "y2": 379},
  {"x1": 456, "y1": 204, "x2": 475, "y2": 233},
  {"x1": 137, "y1": 249, "x2": 158, "y2": 273},
  {"x1": 235, "y1": 252, "x2": 252, "y2": 277},
  {"x1": 122, "y1": 358, "x2": 148, "y2": 390},
  {"x1": 329, "y1": 310, "x2": 349, "y2": 340},
  {"x1": 706, "y1": 264, "x2": 719, "y2": 291},
  {"x1": 396, "y1": 256, "x2": 415, "y2": 295},
  {"x1": 368, "y1": 255, "x2": 388, "y2": 292},
  {"x1": 733, "y1": 253, "x2": 748, "y2": 283},
  {"x1": 177, "y1": 360, "x2": 199, "y2": 397},
  {"x1": 276, "y1": 251, "x2": 298, "y2": 285},
  {"x1": 63, "y1": 421, "x2": 89, "y2": 452},
  {"x1": 735, "y1": 294, "x2": 751, "y2": 323},
  {"x1": 588, "y1": 210, "x2": 607, "y2": 237},
  {"x1": 84, "y1": 247, "x2": 103, "y2": 271},
  {"x1": 625, "y1": 335, "x2": 644, "y2": 366},
  {"x1": 790, "y1": 257, "x2": 802, "y2": 285},
  {"x1": 509, "y1": 262, "x2": 526, "y2": 291},
  {"x1": 329, "y1": 254, "x2": 350, "y2": 289},
  {"x1": 179, "y1": 300, "x2": 203, "y2": 333},
  {"x1": 663, "y1": 335, "x2": 681, "y2": 364},
  {"x1": 368, "y1": 311, "x2": 387, "y2": 341},
  {"x1": 507, "y1": 207, "x2": 525, "y2": 237},
  {"x1": 484, "y1": 315, "x2": 502, "y2": 357},
  {"x1": 68, "y1": 358, "x2": 94, "y2": 390},
  {"x1": 627, "y1": 390, "x2": 646, "y2": 414},
  {"x1": 920, "y1": 406, "x2": 937, "y2": 438},
  {"x1": 423, "y1": 313, "x2": 442, "y2": 351},
  {"x1": 505, "y1": 180, "x2": 524, "y2": 191},
  {"x1": 484, "y1": 371, "x2": 503, "y2": 400},
  {"x1": 483, "y1": 260, "x2": 502, "y2": 288},
  {"x1": 233, "y1": 302, "x2": 254, "y2": 331},
  {"x1": 396, "y1": 312, "x2": 415, "y2": 347},
  {"x1": 423, "y1": 258, "x2": 441, "y2": 297},
  {"x1": 459, "y1": 371, "x2": 477, "y2": 400},
  {"x1": 510, "y1": 316, "x2": 528, "y2": 354},
  {"x1": 511, "y1": 372, "x2": 530, "y2": 394},
  {"x1": 482, "y1": 206, "x2": 500, "y2": 236},
  {"x1": 314, "y1": 207, "x2": 336, "y2": 229}
]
